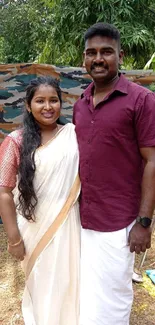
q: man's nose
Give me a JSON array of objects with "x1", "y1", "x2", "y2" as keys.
[{"x1": 94, "y1": 52, "x2": 104, "y2": 63}]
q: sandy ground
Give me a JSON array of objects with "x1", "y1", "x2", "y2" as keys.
[{"x1": 0, "y1": 225, "x2": 155, "y2": 325}]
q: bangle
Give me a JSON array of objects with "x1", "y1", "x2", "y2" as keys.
[{"x1": 8, "y1": 237, "x2": 22, "y2": 247}]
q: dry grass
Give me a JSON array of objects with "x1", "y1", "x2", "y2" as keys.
[
  {"x1": 0, "y1": 225, "x2": 155, "y2": 325},
  {"x1": 0, "y1": 225, "x2": 24, "y2": 325},
  {"x1": 130, "y1": 231, "x2": 155, "y2": 325}
]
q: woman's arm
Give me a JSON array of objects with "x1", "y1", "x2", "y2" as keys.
[
  {"x1": 0, "y1": 187, "x2": 25, "y2": 260},
  {"x1": 0, "y1": 135, "x2": 25, "y2": 260},
  {"x1": 0, "y1": 187, "x2": 21, "y2": 243}
]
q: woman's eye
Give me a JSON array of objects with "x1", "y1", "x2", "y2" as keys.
[{"x1": 51, "y1": 99, "x2": 58, "y2": 103}]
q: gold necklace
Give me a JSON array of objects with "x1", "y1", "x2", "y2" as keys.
[{"x1": 40, "y1": 125, "x2": 59, "y2": 147}]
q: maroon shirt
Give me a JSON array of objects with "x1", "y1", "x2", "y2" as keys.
[{"x1": 73, "y1": 74, "x2": 155, "y2": 232}]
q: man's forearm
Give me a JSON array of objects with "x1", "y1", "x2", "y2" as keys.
[{"x1": 138, "y1": 161, "x2": 155, "y2": 218}]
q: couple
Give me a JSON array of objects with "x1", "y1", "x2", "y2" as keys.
[{"x1": 0, "y1": 23, "x2": 155, "y2": 325}]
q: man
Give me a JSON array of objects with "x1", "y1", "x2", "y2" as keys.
[{"x1": 73, "y1": 22, "x2": 155, "y2": 325}]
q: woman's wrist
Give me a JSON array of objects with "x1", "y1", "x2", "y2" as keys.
[
  {"x1": 7, "y1": 229, "x2": 21, "y2": 245},
  {"x1": 8, "y1": 237, "x2": 22, "y2": 247}
]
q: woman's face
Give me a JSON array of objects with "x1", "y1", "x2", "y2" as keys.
[{"x1": 27, "y1": 84, "x2": 61, "y2": 128}]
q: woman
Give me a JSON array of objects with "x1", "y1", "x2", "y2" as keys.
[{"x1": 0, "y1": 76, "x2": 80, "y2": 325}]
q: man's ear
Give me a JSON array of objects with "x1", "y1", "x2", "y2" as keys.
[
  {"x1": 119, "y1": 49, "x2": 124, "y2": 65},
  {"x1": 82, "y1": 51, "x2": 86, "y2": 68}
]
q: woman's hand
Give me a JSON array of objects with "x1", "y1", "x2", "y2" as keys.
[{"x1": 8, "y1": 239, "x2": 26, "y2": 261}]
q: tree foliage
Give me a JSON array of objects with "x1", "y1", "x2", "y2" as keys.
[
  {"x1": 0, "y1": 0, "x2": 51, "y2": 62},
  {"x1": 42, "y1": 0, "x2": 155, "y2": 67},
  {"x1": 0, "y1": 0, "x2": 155, "y2": 68},
  {"x1": 144, "y1": 53, "x2": 155, "y2": 70}
]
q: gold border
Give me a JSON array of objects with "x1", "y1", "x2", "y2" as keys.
[{"x1": 26, "y1": 174, "x2": 80, "y2": 280}]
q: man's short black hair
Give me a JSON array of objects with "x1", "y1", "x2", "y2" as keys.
[{"x1": 84, "y1": 22, "x2": 121, "y2": 48}]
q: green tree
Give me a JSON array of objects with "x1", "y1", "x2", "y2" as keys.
[
  {"x1": 0, "y1": 0, "x2": 155, "y2": 67},
  {"x1": 0, "y1": 0, "x2": 51, "y2": 63},
  {"x1": 144, "y1": 53, "x2": 155, "y2": 71},
  {"x1": 40, "y1": 0, "x2": 155, "y2": 68},
  {"x1": 0, "y1": 37, "x2": 5, "y2": 63}
]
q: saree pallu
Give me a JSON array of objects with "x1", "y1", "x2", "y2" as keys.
[{"x1": 14, "y1": 124, "x2": 81, "y2": 325}]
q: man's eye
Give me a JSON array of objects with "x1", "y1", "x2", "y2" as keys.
[
  {"x1": 87, "y1": 52, "x2": 95, "y2": 56},
  {"x1": 104, "y1": 50, "x2": 112, "y2": 55}
]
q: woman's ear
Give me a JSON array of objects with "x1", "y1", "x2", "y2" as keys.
[{"x1": 26, "y1": 103, "x2": 31, "y2": 113}]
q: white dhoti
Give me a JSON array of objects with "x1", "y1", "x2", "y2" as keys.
[{"x1": 80, "y1": 222, "x2": 135, "y2": 325}]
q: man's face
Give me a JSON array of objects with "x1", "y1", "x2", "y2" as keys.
[{"x1": 84, "y1": 35, "x2": 123, "y2": 83}]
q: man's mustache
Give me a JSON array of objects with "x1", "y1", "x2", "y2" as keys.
[{"x1": 91, "y1": 62, "x2": 108, "y2": 70}]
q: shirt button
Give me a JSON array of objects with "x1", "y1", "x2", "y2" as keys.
[
  {"x1": 88, "y1": 139, "x2": 91, "y2": 144},
  {"x1": 91, "y1": 120, "x2": 94, "y2": 124}
]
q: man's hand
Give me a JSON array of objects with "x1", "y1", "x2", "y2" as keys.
[{"x1": 128, "y1": 223, "x2": 152, "y2": 254}]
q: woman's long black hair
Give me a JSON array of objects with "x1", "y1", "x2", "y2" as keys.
[{"x1": 18, "y1": 76, "x2": 62, "y2": 221}]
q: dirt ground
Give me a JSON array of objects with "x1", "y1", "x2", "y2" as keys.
[{"x1": 0, "y1": 225, "x2": 155, "y2": 325}]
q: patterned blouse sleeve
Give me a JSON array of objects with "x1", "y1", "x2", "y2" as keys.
[{"x1": 0, "y1": 136, "x2": 20, "y2": 188}]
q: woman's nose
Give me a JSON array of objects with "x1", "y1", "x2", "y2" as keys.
[{"x1": 45, "y1": 101, "x2": 51, "y2": 109}]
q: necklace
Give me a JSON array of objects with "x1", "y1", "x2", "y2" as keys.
[{"x1": 40, "y1": 125, "x2": 59, "y2": 147}]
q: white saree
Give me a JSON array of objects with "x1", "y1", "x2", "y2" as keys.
[{"x1": 14, "y1": 123, "x2": 81, "y2": 325}]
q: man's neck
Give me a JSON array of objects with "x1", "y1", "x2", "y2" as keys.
[{"x1": 93, "y1": 74, "x2": 119, "y2": 95}]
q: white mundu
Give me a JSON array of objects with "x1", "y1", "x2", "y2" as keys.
[{"x1": 80, "y1": 222, "x2": 135, "y2": 325}]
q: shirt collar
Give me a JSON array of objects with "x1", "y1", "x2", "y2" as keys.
[{"x1": 81, "y1": 73, "x2": 129, "y2": 99}]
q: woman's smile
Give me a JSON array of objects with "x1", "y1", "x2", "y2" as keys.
[{"x1": 41, "y1": 112, "x2": 54, "y2": 118}]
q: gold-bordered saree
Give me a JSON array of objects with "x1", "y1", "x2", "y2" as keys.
[{"x1": 15, "y1": 124, "x2": 81, "y2": 325}]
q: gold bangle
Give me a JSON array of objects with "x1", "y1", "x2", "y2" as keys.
[{"x1": 8, "y1": 237, "x2": 22, "y2": 247}]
